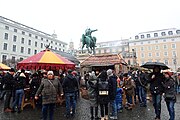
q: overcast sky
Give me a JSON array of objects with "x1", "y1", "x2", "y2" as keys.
[{"x1": 0, "y1": 0, "x2": 180, "y2": 49}]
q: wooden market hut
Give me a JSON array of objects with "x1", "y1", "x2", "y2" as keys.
[{"x1": 80, "y1": 54, "x2": 128, "y2": 76}]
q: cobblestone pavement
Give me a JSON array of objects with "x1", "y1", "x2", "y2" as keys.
[{"x1": 0, "y1": 94, "x2": 180, "y2": 120}]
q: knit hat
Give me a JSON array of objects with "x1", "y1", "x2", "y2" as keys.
[
  {"x1": 107, "y1": 69, "x2": 113, "y2": 76},
  {"x1": 47, "y1": 71, "x2": 54, "y2": 75}
]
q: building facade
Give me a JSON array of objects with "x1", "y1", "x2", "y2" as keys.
[
  {"x1": 0, "y1": 16, "x2": 67, "y2": 64},
  {"x1": 129, "y1": 28, "x2": 180, "y2": 70}
]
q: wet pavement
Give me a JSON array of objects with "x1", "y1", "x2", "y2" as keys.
[{"x1": 0, "y1": 94, "x2": 180, "y2": 120}]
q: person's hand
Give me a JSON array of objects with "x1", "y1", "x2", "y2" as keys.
[
  {"x1": 35, "y1": 96, "x2": 38, "y2": 100},
  {"x1": 152, "y1": 75, "x2": 155, "y2": 79}
]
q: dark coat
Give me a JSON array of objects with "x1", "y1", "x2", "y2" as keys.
[
  {"x1": 108, "y1": 74, "x2": 117, "y2": 100},
  {"x1": 62, "y1": 74, "x2": 78, "y2": 93},
  {"x1": 36, "y1": 78, "x2": 62, "y2": 105},
  {"x1": 149, "y1": 72, "x2": 164, "y2": 94},
  {"x1": 14, "y1": 76, "x2": 26, "y2": 90},
  {"x1": 162, "y1": 77, "x2": 176, "y2": 102},
  {"x1": 3, "y1": 72, "x2": 15, "y2": 90}
]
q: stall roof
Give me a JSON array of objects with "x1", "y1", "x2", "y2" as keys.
[{"x1": 80, "y1": 54, "x2": 127, "y2": 67}]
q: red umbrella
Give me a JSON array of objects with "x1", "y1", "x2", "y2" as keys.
[{"x1": 17, "y1": 49, "x2": 75, "y2": 70}]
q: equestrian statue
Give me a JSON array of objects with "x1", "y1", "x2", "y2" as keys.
[{"x1": 81, "y1": 28, "x2": 97, "y2": 54}]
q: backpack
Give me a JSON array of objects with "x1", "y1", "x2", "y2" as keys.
[{"x1": 98, "y1": 81, "x2": 109, "y2": 96}]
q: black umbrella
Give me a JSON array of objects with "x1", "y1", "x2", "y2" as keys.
[{"x1": 141, "y1": 62, "x2": 169, "y2": 70}]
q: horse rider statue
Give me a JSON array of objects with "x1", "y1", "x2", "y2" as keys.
[{"x1": 81, "y1": 28, "x2": 97, "y2": 54}]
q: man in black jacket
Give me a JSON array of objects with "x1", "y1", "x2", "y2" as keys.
[
  {"x1": 3, "y1": 68, "x2": 15, "y2": 112},
  {"x1": 62, "y1": 69, "x2": 79, "y2": 118},
  {"x1": 149, "y1": 66, "x2": 164, "y2": 120}
]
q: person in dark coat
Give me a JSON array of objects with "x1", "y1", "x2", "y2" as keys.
[
  {"x1": 62, "y1": 69, "x2": 79, "y2": 118},
  {"x1": 162, "y1": 71, "x2": 176, "y2": 120},
  {"x1": 11, "y1": 72, "x2": 26, "y2": 113},
  {"x1": 107, "y1": 69, "x2": 118, "y2": 120},
  {"x1": 3, "y1": 68, "x2": 15, "y2": 112},
  {"x1": 148, "y1": 66, "x2": 164, "y2": 120},
  {"x1": 97, "y1": 70, "x2": 109, "y2": 120},
  {"x1": 29, "y1": 73, "x2": 40, "y2": 99},
  {"x1": 88, "y1": 71, "x2": 99, "y2": 120}
]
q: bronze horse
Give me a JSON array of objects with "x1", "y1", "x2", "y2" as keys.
[{"x1": 81, "y1": 34, "x2": 96, "y2": 54}]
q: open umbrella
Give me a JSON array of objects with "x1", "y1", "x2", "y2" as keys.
[
  {"x1": 0, "y1": 63, "x2": 10, "y2": 70},
  {"x1": 17, "y1": 49, "x2": 75, "y2": 70},
  {"x1": 141, "y1": 62, "x2": 169, "y2": 70}
]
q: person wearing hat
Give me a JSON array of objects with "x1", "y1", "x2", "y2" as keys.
[
  {"x1": 3, "y1": 68, "x2": 15, "y2": 112},
  {"x1": 35, "y1": 71, "x2": 62, "y2": 120},
  {"x1": 62, "y1": 69, "x2": 79, "y2": 118},
  {"x1": 162, "y1": 71, "x2": 176, "y2": 120}
]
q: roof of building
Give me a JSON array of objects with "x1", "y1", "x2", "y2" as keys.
[
  {"x1": 80, "y1": 54, "x2": 127, "y2": 67},
  {"x1": 50, "y1": 48, "x2": 80, "y2": 65}
]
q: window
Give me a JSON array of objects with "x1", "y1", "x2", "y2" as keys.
[
  {"x1": 22, "y1": 31, "x2": 25, "y2": 35},
  {"x1": 164, "y1": 60, "x2": 168, "y2": 65},
  {"x1": 141, "y1": 53, "x2": 144, "y2": 58},
  {"x1": 4, "y1": 33, "x2": 8, "y2": 40},
  {"x1": 148, "y1": 53, "x2": 152, "y2": 57},
  {"x1": 141, "y1": 35, "x2": 144, "y2": 39},
  {"x1": 164, "y1": 52, "x2": 168, "y2": 56},
  {"x1": 155, "y1": 40, "x2": 158, "y2": 43},
  {"x1": 128, "y1": 60, "x2": 131, "y2": 65},
  {"x1": 156, "y1": 59, "x2": 160, "y2": 62},
  {"x1": 35, "y1": 41, "x2": 37, "y2": 47},
  {"x1": 29, "y1": 34, "x2": 32, "y2": 37},
  {"x1": 28, "y1": 48, "x2": 31, "y2": 54},
  {"x1": 134, "y1": 43, "x2": 136, "y2": 45},
  {"x1": 14, "y1": 29, "x2": 17, "y2": 32},
  {"x1": 161, "y1": 32, "x2": 166, "y2": 36},
  {"x1": 12, "y1": 45, "x2": 16, "y2": 52},
  {"x1": 141, "y1": 61, "x2": 145, "y2": 65},
  {"x1": 147, "y1": 34, "x2": 151, "y2": 38},
  {"x1": 12, "y1": 56, "x2": 15, "y2": 63},
  {"x1": 20, "y1": 57, "x2": 23, "y2": 61},
  {"x1": 59, "y1": 43, "x2": 61, "y2": 46},
  {"x1": 34, "y1": 50, "x2": 37, "y2": 54},
  {"x1": 55, "y1": 47, "x2": 57, "y2": 50},
  {"x1": 51, "y1": 46, "x2": 53, "y2": 49},
  {"x1": 172, "y1": 51, "x2": 176, "y2": 56},
  {"x1": 21, "y1": 38, "x2": 25, "y2": 44},
  {"x1": 156, "y1": 52, "x2": 160, "y2": 57},
  {"x1": 168, "y1": 31, "x2": 173, "y2": 35},
  {"x1": 46, "y1": 39, "x2": 48, "y2": 42},
  {"x1": 141, "y1": 42, "x2": 143, "y2": 44},
  {"x1": 163, "y1": 39, "x2": 166, "y2": 42},
  {"x1": 148, "y1": 46, "x2": 152, "y2": 51},
  {"x1": 141, "y1": 47, "x2": 144, "y2": 51},
  {"x1": 104, "y1": 49, "x2": 107, "y2": 53},
  {"x1": 63, "y1": 49, "x2": 65, "y2": 52},
  {"x1": 35, "y1": 36, "x2": 38, "y2": 39},
  {"x1": 28, "y1": 40, "x2": 31, "y2": 45},
  {"x1": 21, "y1": 47, "x2": 24, "y2": 53},
  {"x1": 55, "y1": 42, "x2": 57, "y2": 45},
  {"x1": 59, "y1": 48, "x2": 61, "y2": 51},
  {"x1": 155, "y1": 45, "x2": 159, "y2": 50},
  {"x1": 163, "y1": 44, "x2": 167, "y2": 49},
  {"x1": 2, "y1": 55, "x2": 7, "y2": 63},
  {"x1": 41, "y1": 38, "x2": 43, "y2": 40},
  {"x1": 171, "y1": 39, "x2": 175, "y2": 41},
  {"x1": 3, "y1": 43, "x2": 8, "y2": 50},
  {"x1": 13, "y1": 35, "x2": 17, "y2": 42},
  {"x1": 148, "y1": 41, "x2": 151, "y2": 44},
  {"x1": 176, "y1": 30, "x2": 180, "y2": 34},
  {"x1": 63, "y1": 45, "x2": 65, "y2": 47},
  {"x1": 5, "y1": 26, "x2": 9, "y2": 30},
  {"x1": 41, "y1": 43, "x2": 43, "y2": 48},
  {"x1": 171, "y1": 44, "x2": 176, "y2": 49},
  {"x1": 135, "y1": 35, "x2": 139, "y2": 39},
  {"x1": 154, "y1": 33, "x2": 158, "y2": 37},
  {"x1": 148, "y1": 59, "x2": 152, "y2": 62},
  {"x1": 51, "y1": 41, "x2": 53, "y2": 43}
]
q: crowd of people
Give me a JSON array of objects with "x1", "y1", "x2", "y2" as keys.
[
  {"x1": 85, "y1": 66, "x2": 178, "y2": 120},
  {"x1": 0, "y1": 66, "x2": 179, "y2": 120}
]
